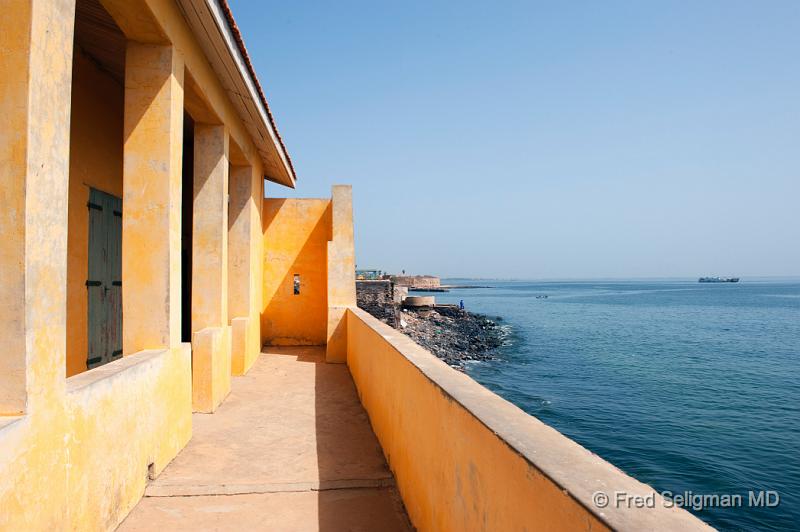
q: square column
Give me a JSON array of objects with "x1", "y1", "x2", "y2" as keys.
[
  {"x1": 191, "y1": 124, "x2": 231, "y2": 412},
  {"x1": 191, "y1": 124, "x2": 229, "y2": 329},
  {"x1": 326, "y1": 185, "x2": 357, "y2": 363},
  {"x1": 122, "y1": 43, "x2": 184, "y2": 354},
  {"x1": 0, "y1": 0, "x2": 76, "y2": 413},
  {"x1": 228, "y1": 164, "x2": 260, "y2": 375}
]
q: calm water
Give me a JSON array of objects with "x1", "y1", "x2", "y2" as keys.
[{"x1": 425, "y1": 279, "x2": 800, "y2": 531}]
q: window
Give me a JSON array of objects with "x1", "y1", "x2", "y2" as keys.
[{"x1": 293, "y1": 274, "x2": 300, "y2": 295}]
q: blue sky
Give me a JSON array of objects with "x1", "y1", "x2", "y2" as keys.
[{"x1": 230, "y1": 0, "x2": 799, "y2": 279}]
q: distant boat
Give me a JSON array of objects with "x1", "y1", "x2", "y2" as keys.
[{"x1": 699, "y1": 277, "x2": 740, "y2": 283}]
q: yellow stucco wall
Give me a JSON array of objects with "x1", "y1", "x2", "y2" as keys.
[
  {"x1": 66, "y1": 50, "x2": 125, "y2": 377},
  {"x1": 325, "y1": 185, "x2": 357, "y2": 362},
  {"x1": 347, "y1": 307, "x2": 709, "y2": 531},
  {"x1": 1, "y1": 0, "x2": 270, "y2": 529},
  {"x1": 64, "y1": 346, "x2": 191, "y2": 529},
  {"x1": 346, "y1": 309, "x2": 609, "y2": 531},
  {"x1": 229, "y1": 165, "x2": 264, "y2": 375},
  {"x1": 0, "y1": 346, "x2": 192, "y2": 530},
  {"x1": 0, "y1": 0, "x2": 35, "y2": 415},
  {"x1": 261, "y1": 199, "x2": 331, "y2": 345},
  {"x1": 191, "y1": 326, "x2": 231, "y2": 413},
  {"x1": 1, "y1": 4, "x2": 191, "y2": 528},
  {"x1": 189, "y1": 123, "x2": 231, "y2": 412}
]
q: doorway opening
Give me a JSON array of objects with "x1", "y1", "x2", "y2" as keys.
[
  {"x1": 66, "y1": 0, "x2": 126, "y2": 377},
  {"x1": 181, "y1": 113, "x2": 195, "y2": 342}
]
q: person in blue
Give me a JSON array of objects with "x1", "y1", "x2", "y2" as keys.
[{"x1": 459, "y1": 299, "x2": 465, "y2": 310}]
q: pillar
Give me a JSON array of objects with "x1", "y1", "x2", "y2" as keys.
[
  {"x1": 0, "y1": 0, "x2": 75, "y2": 413},
  {"x1": 326, "y1": 185, "x2": 357, "y2": 363},
  {"x1": 228, "y1": 164, "x2": 260, "y2": 375},
  {"x1": 122, "y1": 43, "x2": 184, "y2": 354},
  {"x1": 191, "y1": 124, "x2": 231, "y2": 411}
]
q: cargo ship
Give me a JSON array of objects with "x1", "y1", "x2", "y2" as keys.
[{"x1": 699, "y1": 277, "x2": 740, "y2": 283}]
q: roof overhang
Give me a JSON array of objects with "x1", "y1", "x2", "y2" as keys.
[{"x1": 177, "y1": 0, "x2": 296, "y2": 187}]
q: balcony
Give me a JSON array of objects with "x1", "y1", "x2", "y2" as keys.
[
  {"x1": 119, "y1": 345, "x2": 410, "y2": 530},
  {"x1": 119, "y1": 309, "x2": 709, "y2": 531}
]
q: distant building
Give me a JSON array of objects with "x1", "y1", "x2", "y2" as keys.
[
  {"x1": 356, "y1": 269, "x2": 384, "y2": 280},
  {"x1": 390, "y1": 274, "x2": 441, "y2": 289}
]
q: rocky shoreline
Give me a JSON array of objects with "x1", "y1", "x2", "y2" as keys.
[
  {"x1": 355, "y1": 280, "x2": 506, "y2": 369},
  {"x1": 397, "y1": 306, "x2": 505, "y2": 369}
]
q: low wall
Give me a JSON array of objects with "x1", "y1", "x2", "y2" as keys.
[
  {"x1": 191, "y1": 326, "x2": 231, "y2": 412},
  {"x1": 261, "y1": 198, "x2": 330, "y2": 346},
  {"x1": 0, "y1": 346, "x2": 192, "y2": 530},
  {"x1": 346, "y1": 308, "x2": 710, "y2": 531}
]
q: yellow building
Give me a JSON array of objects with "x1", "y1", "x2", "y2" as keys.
[{"x1": 0, "y1": 0, "x2": 710, "y2": 530}]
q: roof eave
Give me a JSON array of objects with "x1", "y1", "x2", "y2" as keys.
[{"x1": 179, "y1": 0, "x2": 296, "y2": 188}]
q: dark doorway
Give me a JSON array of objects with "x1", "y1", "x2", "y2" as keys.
[
  {"x1": 86, "y1": 187, "x2": 122, "y2": 369},
  {"x1": 181, "y1": 113, "x2": 194, "y2": 342}
]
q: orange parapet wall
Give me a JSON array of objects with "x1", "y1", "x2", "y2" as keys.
[
  {"x1": 262, "y1": 198, "x2": 331, "y2": 345},
  {"x1": 346, "y1": 308, "x2": 711, "y2": 531},
  {"x1": 326, "y1": 185, "x2": 357, "y2": 362},
  {"x1": 261, "y1": 186, "x2": 357, "y2": 350}
]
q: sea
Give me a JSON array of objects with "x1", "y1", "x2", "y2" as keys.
[{"x1": 419, "y1": 279, "x2": 800, "y2": 531}]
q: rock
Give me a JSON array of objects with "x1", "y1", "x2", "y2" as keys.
[{"x1": 357, "y1": 283, "x2": 505, "y2": 370}]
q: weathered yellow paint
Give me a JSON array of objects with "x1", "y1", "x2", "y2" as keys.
[
  {"x1": 0, "y1": 0, "x2": 36, "y2": 414},
  {"x1": 1, "y1": 344, "x2": 192, "y2": 531},
  {"x1": 64, "y1": 345, "x2": 192, "y2": 529},
  {"x1": 260, "y1": 186, "x2": 356, "y2": 353},
  {"x1": 2, "y1": 0, "x2": 274, "y2": 529},
  {"x1": 122, "y1": 42, "x2": 185, "y2": 354},
  {"x1": 228, "y1": 164, "x2": 262, "y2": 375},
  {"x1": 326, "y1": 185, "x2": 357, "y2": 362},
  {"x1": 190, "y1": 123, "x2": 232, "y2": 410},
  {"x1": 114, "y1": 0, "x2": 262, "y2": 171},
  {"x1": 347, "y1": 308, "x2": 711, "y2": 531},
  {"x1": 192, "y1": 124, "x2": 229, "y2": 330},
  {"x1": 66, "y1": 49, "x2": 125, "y2": 378},
  {"x1": 191, "y1": 327, "x2": 231, "y2": 413},
  {"x1": 2, "y1": 3, "x2": 187, "y2": 530},
  {"x1": 0, "y1": 0, "x2": 75, "y2": 525},
  {"x1": 99, "y1": 0, "x2": 168, "y2": 45},
  {"x1": 346, "y1": 309, "x2": 612, "y2": 531},
  {"x1": 327, "y1": 186, "x2": 357, "y2": 308},
  {"x1": 261, "y1": 199, "x2": 331, "y2": 345},
  {"x1": 1, "y1": 1, "x2": 716, "y2": 530},
  {"x1": 230, "y1": 317, "x2": 255, "y2": 375}
]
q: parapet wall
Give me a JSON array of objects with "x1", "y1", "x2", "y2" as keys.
[
  {"x1": 0, "y1": 346, "x2": 191, "y2": 530},
  {"x1": 346, "y1": 308, "x2": 710, "y2": 531},
  {"x1": 261, "y1": 198, "x2": 331, "y2": 346},
  {"x1": 261, "y1": 186, "x2": 356, "y2": 363}
]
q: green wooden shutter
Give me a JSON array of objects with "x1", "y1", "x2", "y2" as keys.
[
  {"x1": 86, "y1": 188, "x2": 123, "y2": 369},
  {"x1": 107, "y1": 193, "x2": 123, "y2": 362}
]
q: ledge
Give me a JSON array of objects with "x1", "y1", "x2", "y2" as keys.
[
  {"x1": 347, "y1": 307, "x2": 710, "y2": 531},
  {"x1": 0, "y1": 415, "x2": 24, "y2": 433},
  {"x1": 66, "y1": 349, "x2": 169, "y2": 395}
]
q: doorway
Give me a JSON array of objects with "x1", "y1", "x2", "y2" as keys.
[{"x1": 181, "y1": 113, "x2": 194, "y2": 342}]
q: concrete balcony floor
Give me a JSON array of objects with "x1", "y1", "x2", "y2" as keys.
[{"x1": 119, "y1": 346, "x2": 412, "y2": 531}]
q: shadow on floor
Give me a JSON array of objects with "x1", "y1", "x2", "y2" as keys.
[
  {"x1": 309, "y1": 346, "x2": 412, "y2": 531},
  {"x1": 117, "y1": 346, "x2": 412, "y2": 531}
]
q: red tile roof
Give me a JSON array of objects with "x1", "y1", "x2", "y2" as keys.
[{"x1": 218, "y1": 0, "x2": 296, "y2": 182}]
